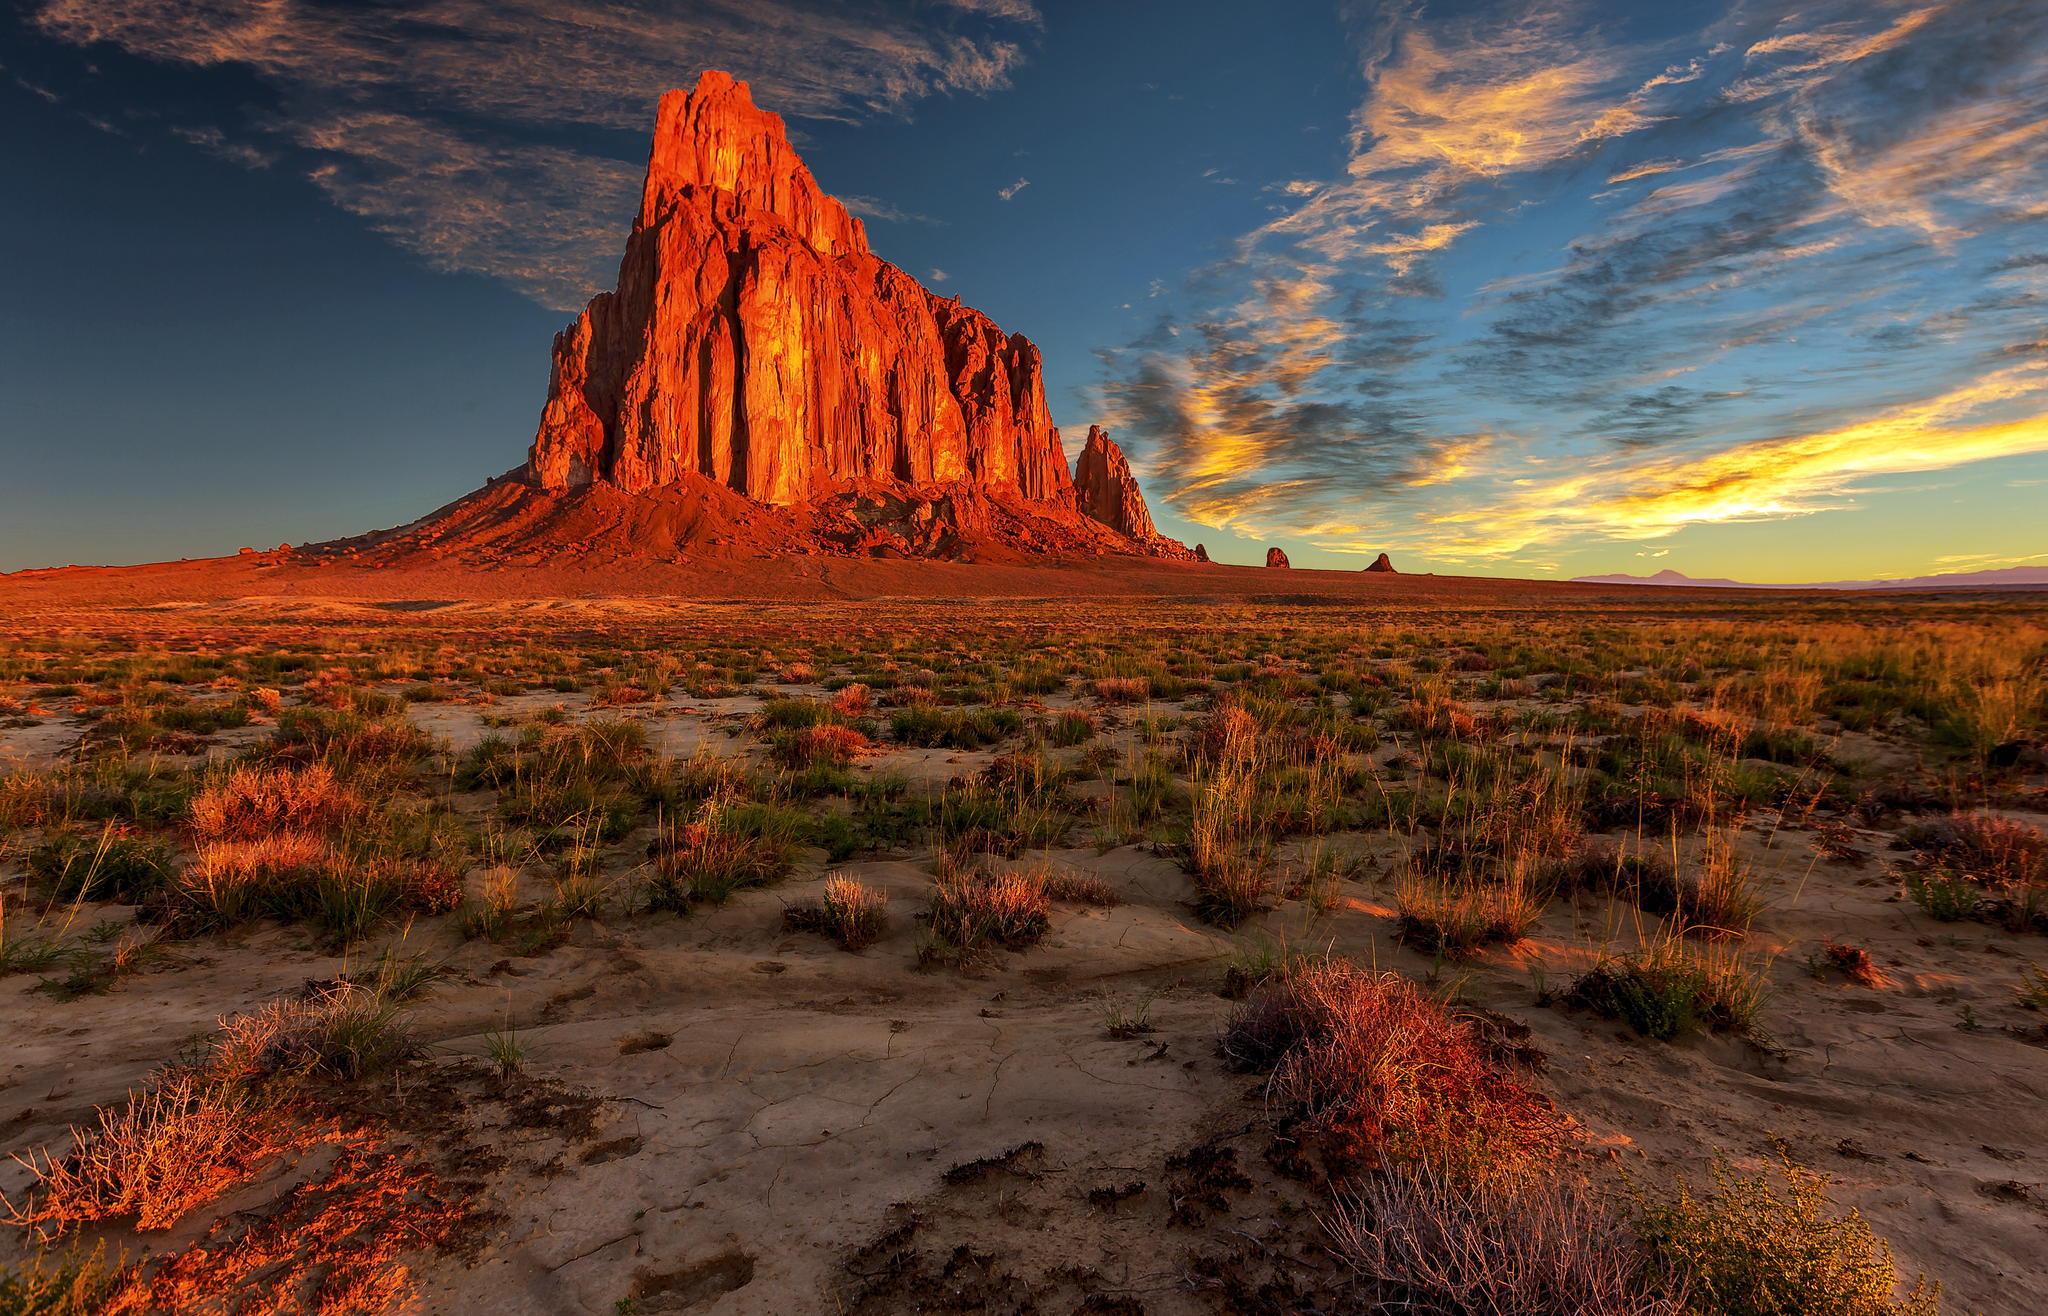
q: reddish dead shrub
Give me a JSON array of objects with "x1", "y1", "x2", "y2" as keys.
[
  {"x1": 1325, "y1": 1164, "x2": 1678, "y2": 1315},
  {"x1": 1224, "y1": 962, "x2": 1568, "y2": 1179},
  {"x1": 773, "y1": 723, "x2": 871, "y2": 769},
  {"x1": 4, "y1": 1073, "x2": 281, "y2": 1237},
  {"x1": 1821, "y1": 938, "x2": 1890, "y2": 988},
  {"x1": 1902, "y1": 813, "x2": 2046, "y2": 887},
  {"x1": 1091, "y1": 676, "x2": 1151, "y2": 704}
]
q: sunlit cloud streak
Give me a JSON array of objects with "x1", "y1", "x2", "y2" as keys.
[
  {"x1": 1102, "y1": 0, "x2": 2048, "y2": 565},
  {"x1": 32, "y1": 0, "x2": 1038, "y2": 308}
]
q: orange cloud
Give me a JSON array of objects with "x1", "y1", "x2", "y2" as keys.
[{"x1": 1408, "y1": 363, "x2": 2048, "y2": 558}]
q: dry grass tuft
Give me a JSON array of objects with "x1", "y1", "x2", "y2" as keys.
[
  {"x1": 784, "y1": 874, "x2": 889, "y2": 951},
  {"x1": 923, "y1": 869, "x2": 1051, "y2": 958},
  {"x1": 188, "y1": 763, "x2": 362, "y2": 840}
]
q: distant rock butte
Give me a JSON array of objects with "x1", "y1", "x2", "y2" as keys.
[
  {"x1": 1266, "y1": 547, "x2": 1290, "y2": 568},
  {"x1": 1365, "y1": 553, "x2": 1396, "y2": 573},
  {"x1": 459, "y1": 71, "x2": 1188, "y2": 564}
]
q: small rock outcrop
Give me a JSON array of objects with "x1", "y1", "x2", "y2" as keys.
[
  {"x1": 1072, "y1": 426, "x2": 1156, "y2": 539},
  {"x1": 1266, "y1": 547, "x2": 1291, "y2": 568},
  {"x1": 1192, "y1": 543, "x2": 1210, "y2": 562},
  {"x1": 1365, "y1": 553, "x2": 1396, "y2": 573}
]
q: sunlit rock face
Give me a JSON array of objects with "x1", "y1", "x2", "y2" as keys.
[
  {"x1": 527, "y1": 71, "x2": 1073, "y2": 507},
  {"x1": 1072, "y1": 426, "x2": 1157, "y2": 539},
  {"x1": 1266, "y1": 547, "x2": 1291, "y2": 568}
]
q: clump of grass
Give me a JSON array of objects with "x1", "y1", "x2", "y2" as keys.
[
  {"x1": 1222, "y1": 961, "x2": 1569, "y2": 1180},
  {"x1": 1902, "y1": 813, "x2": 2045, "y2": 886},
  {"x1": 1679, "y1": 829, "x2": 1762, "y2": 938},
  {"x1": 1903, "y1": 869, "x2": 1979, "y2": 923},
  {"x1": 2016, "y1": 963, "x2": 2048, "y2": 1011},
  {"x1": 34, "y1": 926, "x2": 170, "y2": 1001},
  {"x1": 890, "y1": 706, "x2": 1022, "y2": 749},
  {"x1": 1095, "y1": 986, "x2": 1162, "y2": 1039},
  {"x1": 1559, "y1": 938, "x2": 1767, "y2": 1041},
  {"x1": 1090, "y1": 676, "x2": 1150, "y2": 704},
  {"x1": 645, "y1": 795, "x2": 795, "y2": 909},
  {"x1": 1325, "y1": 1165, "x2": 1678, "y2": 1316},
  {"x1": 188, "y1": 762, "x2": 362, "y2": 840},
  {"x1": 783, "y1": 874, "x2": 889, "y2": 950},
  {"x1": 27, "y1": 831, "x2": 174, "y2": 904},
  {"x1": 483, "y1": 1025, "x2": 529, "y2": 1080},
  {"x1": 1046, "y1": 710, "x2": 1096, "y2": 746},
  {"x1": 200, "y1": 981, "x2": 419, "y2": 1082},
  {"x1": 1395, "y1": 875, "x2": 1544, "y2": 957},
  {"x1": 0, "y1": 1240, "x2": 122, "y2": 1314},
  {"x1": 1182, "y1": 760, "x2": 1274, "y2": 928},
  {"x1": 1218, "y1": 931, "x2": 1325, "y2": 999},
  {"x1": 1639, "y1": 1152, "x2": 1939, "y2": 1316},
  {"x1": 0, "y1": 894, "x2": 75, "y2": 977},
  {"x1": 771, "y1": 723, "x2": 869, "y2": 770},
  {"x1": 920, "y1": 869, "x2": 1050, "y2": 962},
  {"x1": 1042, "y1": 870, "x2": 1120, "y2": 906}
]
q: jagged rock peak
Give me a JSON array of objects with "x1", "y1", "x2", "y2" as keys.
[
  {"x1": 1193, "y1": 543, "x2": 1210, "y2": 562},
  {"x1": 643, "y1": 71, "x2": 866, "y2": 258},
  {"x1": 524, "y1": 70, "x2": 1074, "y2": 510},
  {"x1": 1266, "y1": 547, "x2": 1291, "y2": 568},
  {"x1": 1365, "y1": 552, "x2": 1396, "y2": 573},
  {"x1": 1072, "y1": 427, "x2": 1157, "y2": 540}
]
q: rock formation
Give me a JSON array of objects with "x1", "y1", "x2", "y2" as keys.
[
  {"x1": 1192, "y1": 543, "x2": 1210, "y2": 562},
  {"x1": 1266, "y1": 547, "x2": 1290, "y2": 568},
  {"x1": 1072, "y1": 427, "x2": 1156, "y2": 539},
  {"x1": 529, "y1": 71, "x2": 1073, "y2": 509},
  {"x1": 323, "y1": 71, "x2": 1192, "y2": 569},
  {"x1": 1365, "y1": 553, "x2": 1396, "y2": 573}
]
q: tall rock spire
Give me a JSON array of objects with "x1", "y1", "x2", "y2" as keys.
[
  {"x1": 1073, "y1": 426, "x2": 1157, "y2": 539},
  {"x1": 526, "y1": 70, "x2": 1075, "y2": 509}
]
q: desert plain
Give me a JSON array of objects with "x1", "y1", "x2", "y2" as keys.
[{"x1": 0, "y1": 571, "x2": 2043, "y2": 1315}]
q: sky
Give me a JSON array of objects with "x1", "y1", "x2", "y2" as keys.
[{"x1": 3, "y1": 0, "x2": 2046, "y2": 580}]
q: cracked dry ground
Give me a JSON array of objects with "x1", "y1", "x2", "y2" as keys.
[{"x1": 14, "y1": 834, "x2": 2048, "y2": 1314}]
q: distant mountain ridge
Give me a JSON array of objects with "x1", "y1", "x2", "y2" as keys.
[{"x1": 1571, "y1": 565, "x2": 2048, "y2": 591}]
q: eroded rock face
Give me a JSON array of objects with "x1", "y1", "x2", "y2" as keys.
[
  {"x1": 1365, "y1": 553, "x2": 1396, "y2": 573},
  {"x1": 1266, "y1": 547, "x2": 1291, "y2": 569},
  {"x1": 1072, "y1": 427, "x2": 1156, "y2": 540},
  {"x1": 527, "y1": 71, "x2": 1073, "y2": 508},
  {"x1": 1193, "y1": 543, "x2": 1210, "y2": 562}
]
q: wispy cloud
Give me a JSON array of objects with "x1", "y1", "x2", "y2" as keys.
[
  {"x1": 997, "y1": 177, "x2": 1030, "y2": 200},
  {"x1": 31, "y1": 0, "x2": 1038, "y2": 308},
  {"x1": 1100, "y1": 0, "x2": 2048, "y2": 565},
  {"x1": 841, "y1": 194, "x2": 941, "y2": 225}
]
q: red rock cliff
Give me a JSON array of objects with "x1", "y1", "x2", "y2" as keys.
[{"x1": 527, "y1": 71, "x2": 1073, "y2": 507}]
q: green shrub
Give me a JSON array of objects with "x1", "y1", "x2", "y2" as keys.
[
  {"x1": 1640, "y1": 1153, "x2": 1939, "y2": 1316},
  {"x1": 28, "y1": 833, "x2": 175, "y2": 903},
  {"x1": 1561, "y1": 939, "x2": 1766, "y2": 1040}
]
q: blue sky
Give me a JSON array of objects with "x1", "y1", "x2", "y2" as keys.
[{"x1": 3, "y1": 0, "x2": 2045, "y2": 579}]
